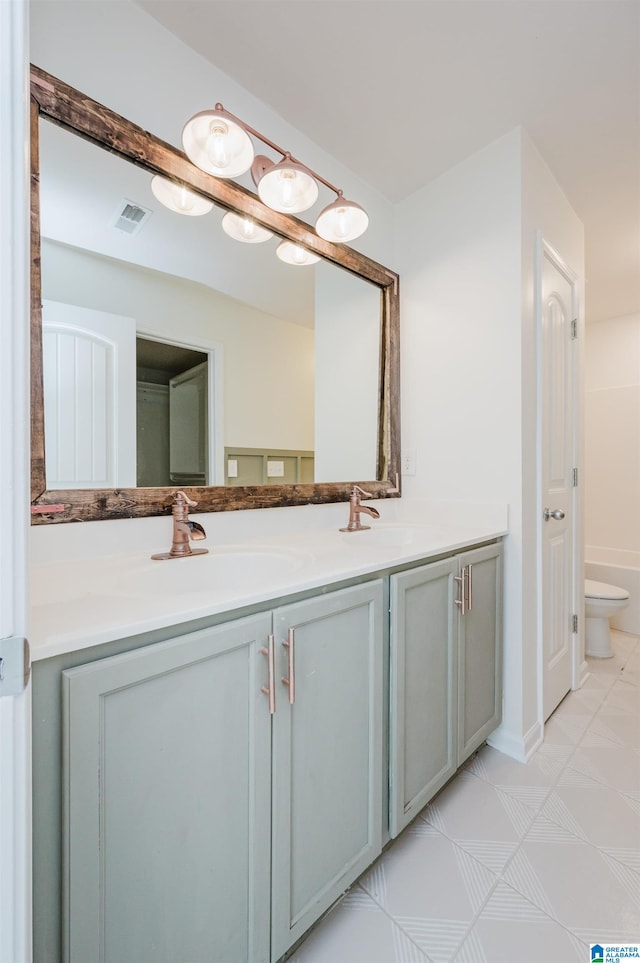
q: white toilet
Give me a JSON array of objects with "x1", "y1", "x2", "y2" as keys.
[{"x1": 584, "y1": 579, "x2": 630, "y2": 658}]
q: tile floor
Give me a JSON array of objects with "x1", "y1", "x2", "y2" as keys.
[{"x1": 291, "y1": 630, "x2": 640, "y2": 963}]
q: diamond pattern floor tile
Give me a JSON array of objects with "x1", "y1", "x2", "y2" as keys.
[
  {"x1": 621, "y1": 651, "x2": 640, "y2": 687},
  {"x1": 360, "y1": 829, "x2": 497, "y2": 923},
  {"x1": 289, "y1": 886, "x2": 431, "y2": 963},
  {"x1": 541, "y1": 782, "x2": 640, "y2": 851},
  {"x1": 553, "y1": 685, "x2": 608, "y2": 719},
  {"x1": 464, "y1": 743, "x2": 559, "y2": 794},
  {"x1": 542, "y1": 712, "x2": 590, "y2": 746},
  {"x1": 589, "y1": 707, "x2": 640, "y2": 749},
  {"x1": 293, "y1": 631, "x2": 640, "y2": 963},
  {"x1": 603, "y1": 679, "x2": 640, "y2": 714},
  {"x1": 503, "y1": 829, "x2": 640, "y2": 935},
  {"x1": 419, "y1": 772, "x2": 533, "y2": 873},
  {"x1": 569, "y1": 744, "x2": 640, "y2": 793},
  {"x1": 451, "y1": 882, "x2": 587, "y2": 963}
]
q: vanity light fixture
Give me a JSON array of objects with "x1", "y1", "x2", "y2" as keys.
[
  {"x1": 316, "y1": 192, "x2": 370, "y2": 243},
  {"x1": 181, "y1": 102, "x2": 369, "y2": 242},
  {"x1": 251, "y1": 154, "x2": 318, "y2": 214},
  {"x1": 181, "y1": 105, "x2": 255, "y2": 178},
  {"x1": 150, "y1": 175, "x2": 214, "y2": 216},
  {"x1": 221, "y1": 211, "x2": 274, "y2": 243},
  {"x1": 276, "y1": 240, "x2": 320, "y2": 266}
]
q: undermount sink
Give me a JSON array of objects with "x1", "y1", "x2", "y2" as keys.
[{"x1": 113, "y1": 546, "x2": 308, "y2": 598}]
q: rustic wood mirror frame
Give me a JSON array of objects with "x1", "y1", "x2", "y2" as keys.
[{"x1": 30, "y1": 66, "x2": 400, "y2": 524}]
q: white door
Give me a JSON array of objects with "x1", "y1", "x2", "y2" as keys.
[
  {"x1": 169, "y1": 361, "x2": 208, "y2": 484},
  {"x1": 42, "y1": 301, "x2": 136, "y2": 488},
  {"x1": 540, "y1": 240, "x2": 579, "y2": 720}
]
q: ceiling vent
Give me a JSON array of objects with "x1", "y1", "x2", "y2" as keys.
[{"x1": 111, "y1": 199, "x2": 152, "y2": 236}]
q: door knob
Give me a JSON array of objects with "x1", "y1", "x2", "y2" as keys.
[{"x1": 543, "y1": 507, "x2": 565, "y2": 521}]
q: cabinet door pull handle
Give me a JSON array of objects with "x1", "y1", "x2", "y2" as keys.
[
  {"x1": 467, "y1": 564, "x2": 473, "y2": 611},
  {"x1": 454, "y1": 572, "x2": 466, "y2": 615},
  {"x1": 260, "y1": 633, "x2": 276, "y2": 714},
  {"x1": 282, "y1": 627, "x2": 296, "y2": 704}
]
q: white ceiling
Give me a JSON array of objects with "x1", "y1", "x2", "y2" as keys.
[{"x1": 136, "y1": 0, "x2": 640, "y2": 324}]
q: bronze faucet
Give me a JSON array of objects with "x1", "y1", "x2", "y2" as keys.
[
  {"x1": 339, "y1": 485, "x2": 381, "y2": 532},
  {"x1": 151, "y1": 491, "x2": 208, "y2": 560}
]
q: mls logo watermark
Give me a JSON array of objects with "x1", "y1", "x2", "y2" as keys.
[{"x1": 591, "y1": 944, "x2": 640, "y2": 962}]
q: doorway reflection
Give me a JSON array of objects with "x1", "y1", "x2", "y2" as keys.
[{"x1": 136, "y1": 337, "x2": 209, "y2": 487}]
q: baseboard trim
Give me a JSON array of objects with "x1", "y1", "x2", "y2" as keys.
[{"x1": 487, "y1": 720, "x2": 544, "y2": 763}]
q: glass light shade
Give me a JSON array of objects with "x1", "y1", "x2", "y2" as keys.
[
  {"x1": 276, "y1": 240, "x2": 320, "y2": 266},
  {"x1": 182, "y1": 106, "x2": 254, "y2": 178},
  {"x1": 256, "y1": 157, "x2": 319, "y2": 213},
  {"x1": 221, "y1": 211, "x2": 273, "y2": 243},
  {"x1": 315, "y1": 195, "x2": 369, "y2": 242},
  {"x1": 150, "y1": 175, "x2": 214, "y2": 216}
]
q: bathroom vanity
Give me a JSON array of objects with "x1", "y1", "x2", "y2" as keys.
[
  {"x1": 27, "y1": 68, "x2": 505, "y2": 963},
  {"x1": 31, "y1": 513, "x2": 504, "y2": 963}
]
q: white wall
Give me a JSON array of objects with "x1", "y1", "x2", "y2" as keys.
[
  {"x1": 396, "y1": 130, "x2": 522, "y2": 503},
  {"x1": 585, "y1": 312, "x2": 640, "y2": 554},
  {"x1": 396, "y1": 128, "x2": 584, "y2": 758},
  {"x1": 396, "y1": 131, "x2": 525, "y2": 751},
  {"x1": 314, "y1": 262, "x2": 380, "y2": 481},
  {"x1": 42, "y1": 240, "x2": 315, "y2": 453}
]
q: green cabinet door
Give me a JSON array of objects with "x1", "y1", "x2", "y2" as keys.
[
  {"x1": 270, "y1": 582, "x2": 384, "y2": 962},
  {"x1": 457, "y1": 542, "x2": 503, "y2": 764},
  {"x1": 388, "y1": 558, "x2": 458, "y2": 838},
  {"x1": 389, "y1": 544, "x2": 504, "y2": 838},
  {"x1": 62, "y1": 613, "x2": 272, "y2": 963}
]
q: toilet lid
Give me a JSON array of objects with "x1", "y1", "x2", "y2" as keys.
[{"x1": 585, "y1": 578, "x2": 630, "y2": 601}]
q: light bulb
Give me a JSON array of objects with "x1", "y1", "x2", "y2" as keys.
[
  {"x1": 177, "y1": 187, "x2": 194, "y2": 213},
  {"x1": 315, "y1": 195, "x2": 369, "y2": 242},
  {"x1": 334, "y1": 207, "x2": 349, "y2": 239},
  {"x1": 256, "y1": 156, "x2": 318, "y2": 214},
  {"x1": 221, "y1": 211, "x2": 273, "y2": 243},
  {"x1": 183, "y1": 107, "x2": 254, "y2": 178},
  {"x1": 280, "y1": 170, "x2": 296, "y2": 210},
  {"x1": 276, "y1": 240, "x2": 320, "y2": 265},
  {"x1": 241, "y1": 218, "x2": 256, "y2": 240},
  {"x1": 150, "y1": 175, "x2": 213, "y2": 216},
  {"x1": 206, "y1": 122, "x2": 230, "y2": 169}
]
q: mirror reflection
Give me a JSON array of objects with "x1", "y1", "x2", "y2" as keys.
[
  {"x1": 136, "y1": 338, "x2": 210, "y2": 488},
  {"x1": 39, "y1": 119, "x2": 381, "y2": 489}
]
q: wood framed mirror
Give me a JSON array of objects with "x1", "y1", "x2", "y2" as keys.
[{"x1": 30, "y1": 65, "x2": 400, "y2": 524}]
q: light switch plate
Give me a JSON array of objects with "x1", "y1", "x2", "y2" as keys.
[{"x1": 267, "y1": 461, "x2": 285, "y2": 477}]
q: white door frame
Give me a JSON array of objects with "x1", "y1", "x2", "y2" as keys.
[
  {"x1": 137, "y1": 330, "x2": 225, "y2": 486},
  {"x1": 536, "y1": 233, "x2": 586, "y2": 730},
  {"x1": 0, "y1": 2, "x2": 32, "y2": 961}
]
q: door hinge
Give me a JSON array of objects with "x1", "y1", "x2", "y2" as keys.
[
  {"x1": 0, "y1": 636, "x2": 30, "y2": 697},
  {"x1": 572, "y1": 614, "x2": 578, "y2": 634},
  {"x1": 570, "y1": 318, "x2": 578, "y2": 340},
  {"x1": 572, "y1": 467, "x2": 578, "y2": 488}
]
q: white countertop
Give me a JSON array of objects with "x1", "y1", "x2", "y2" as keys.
[{"x1": 30, "y1": 499, "x2": 508, "y2": 661}]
